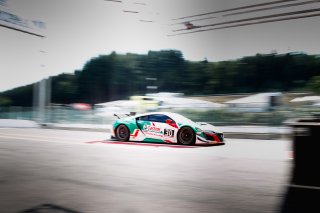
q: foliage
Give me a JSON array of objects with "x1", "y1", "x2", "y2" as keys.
[
  {"x1": 0, "y1": 84, "x2": 33, "y2": 106},
  {"x1": 307, "y1": 76, "x2": 320, "y2": 94},
  {"x1": 1, "y1": 50, "x2": 320, "y2": 106},
  {"x1": 0, "y1": 96, "x2": 12, "y2": 107}
]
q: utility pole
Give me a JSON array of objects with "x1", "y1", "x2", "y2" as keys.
[{"x1": 33, "y1": 77, "x2": 51, "y2": 124}]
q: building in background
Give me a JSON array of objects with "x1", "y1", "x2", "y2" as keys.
[
  {"x1": 94, "y1": 92, "x2": 226, "y2": 116},
  {"x1": 225, "y1": 92, "x2": 282, "y2": 112}
]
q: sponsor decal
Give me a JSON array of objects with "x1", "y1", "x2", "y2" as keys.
[
  {"x1": 130, "y1": 129, "x2": 140, "y2": 138},
  {"x1": 143, "y1": 123, "x2": 164, "y2": 138},
  {"x1": 164, "y1": 129, "x2": 174, "y2": 138},
  {"x1": 144, "y1": 123, "x2": 161, "y2": 133}
]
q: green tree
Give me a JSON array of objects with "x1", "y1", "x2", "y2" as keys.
[
  {"x1": 51, "y1": 73, "x2": 78, "y2": 104},
  {"x1": 1, "y1": 51, "x2": 320, "y2": 106},
  {"x1": 0, "y1": 97, "x2": 12, "y2": 106},
  {"x1": 307, "y1": 76, "x2": 320, "y2": 94}
]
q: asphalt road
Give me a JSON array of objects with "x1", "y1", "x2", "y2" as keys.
[{"x1": 0, "y1": 128, "x2": 291, "y2": 213}]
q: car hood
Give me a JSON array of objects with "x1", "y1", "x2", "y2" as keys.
[{"x1": 195, "y1": 122, "x2": 223, "y2": 133}]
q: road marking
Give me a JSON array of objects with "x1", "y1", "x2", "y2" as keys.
[
  {"x1": 0, "y1": 134, "x2": 80, "y2": 144},
  {"x1": 0, "y1": 133, "x2": 98, "y2": 146},
  {"x1": 0, "y1": 132, "x2": 104, "y2": 143},
  {"x1": 0, "y1": 133, "x2": 78, "y2": 142},
  {"x1": 86, "y1": 140, "x2": 198, "y2": 148}
]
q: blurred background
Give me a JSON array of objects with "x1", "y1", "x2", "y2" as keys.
[
  {"x1": 1, "y1": 0, "x2": 320, "y2": 126},
  {"x1": 2, "y1": 1, "x2": 320, "y2": 212},
  {"x1": 1, "y1": 49, "x2": 320, "y2": 126}
]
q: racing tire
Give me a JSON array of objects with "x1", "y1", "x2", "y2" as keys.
[
  {"x1": 115, "y1": 124, "x2": 130, "y2": 142},
  {"x1": 177, "y1": 126, "x2": 196, "y2": 145}
]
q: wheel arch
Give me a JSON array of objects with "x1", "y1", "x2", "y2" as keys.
[
  {"x1": 177, "y1": 124, "x2": 197, "y2": 134},
  {"x1": 113, "y1": 120, "x2": 137, "y2": 134},
  {"x1": 177, "y1": 125, "x2": 197, "y2": 145}
]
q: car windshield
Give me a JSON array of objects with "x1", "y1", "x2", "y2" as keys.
[{"x1": 170, "y1": 113, "x2": 195, "y2": 124}]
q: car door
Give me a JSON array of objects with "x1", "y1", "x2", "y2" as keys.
[
  {"x1": 162, "y1": 117, "x2": 178, "y2": 143},
  {"x1": 136, "y1": 114, "x2": 174, "y2": 141},
  {"x1": 135, "y1": 115, "x2": 161, "y2": 140}
]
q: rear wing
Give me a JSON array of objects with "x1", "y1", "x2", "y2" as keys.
[{"x1": 114, "y1": 112, "x2": 136, "y2": 119}]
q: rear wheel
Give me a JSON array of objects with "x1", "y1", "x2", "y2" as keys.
[
  {"x1": 177, "y1": 127, "x2": 196, "y2": 145},
  {"x1": 116, "y1": 124, "x2": 130, "y2": 141}
]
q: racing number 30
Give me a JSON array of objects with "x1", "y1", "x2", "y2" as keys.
[{"x1": 164, "y1": 129, "x2": 174, "y2": 137}]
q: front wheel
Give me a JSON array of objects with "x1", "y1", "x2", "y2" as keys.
[
  {"x1": 177, "y1": 127, "x2": 196, "y2": 145},
  {"x1": 115, "y1": 124, "x2": 130, "y2": 141}
]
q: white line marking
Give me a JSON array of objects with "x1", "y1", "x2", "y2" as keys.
[
  {"x1": 0, "y1": 132, "x2": 80, "y2": 141},
  {"x1": 0, "y1": 134, "x2": 93, "y2": 145}
]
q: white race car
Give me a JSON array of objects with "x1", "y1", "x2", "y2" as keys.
[{"x1": 111, "y1": 112, "x2": 224, "y2": 145}]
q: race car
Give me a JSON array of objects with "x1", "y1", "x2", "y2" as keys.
[{"x1": 111, "y1": 112, "x2": 224, "y2": 145}]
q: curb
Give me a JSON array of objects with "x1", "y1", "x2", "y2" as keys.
[{"x1": 41, "y1": 123, "x2": 111, "y2": 133}]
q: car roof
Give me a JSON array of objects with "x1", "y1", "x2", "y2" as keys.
[
  {"x1": 136, "y1": 111, "x2": 179, "y2": 118},
  {"x1": 135, "y1": 111, "x2": 194, "y2": 124}
]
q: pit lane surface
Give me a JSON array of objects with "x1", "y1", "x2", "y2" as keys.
[{"x1": 0, "y1": 128, "x2": 291, "y2": 213}]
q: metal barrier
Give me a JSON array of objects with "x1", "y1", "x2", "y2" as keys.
[{"x1": 281, "y1": 116, "x2": 320, "y2": 212}]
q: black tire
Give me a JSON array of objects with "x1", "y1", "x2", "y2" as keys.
[
  {"x1": 177, "y1": 126, "x2": 196, "y2": 145},
  {"x1": 115, "y1": 124, "x2": 130, "y2": 141}
]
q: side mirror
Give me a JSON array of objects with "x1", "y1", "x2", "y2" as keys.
[
  {"x1": 166, "y1": 119, "x2": 178, "y2": 128},
  {"x1": 166, "y1": 119, "x2": 173, "y2": 124}
]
